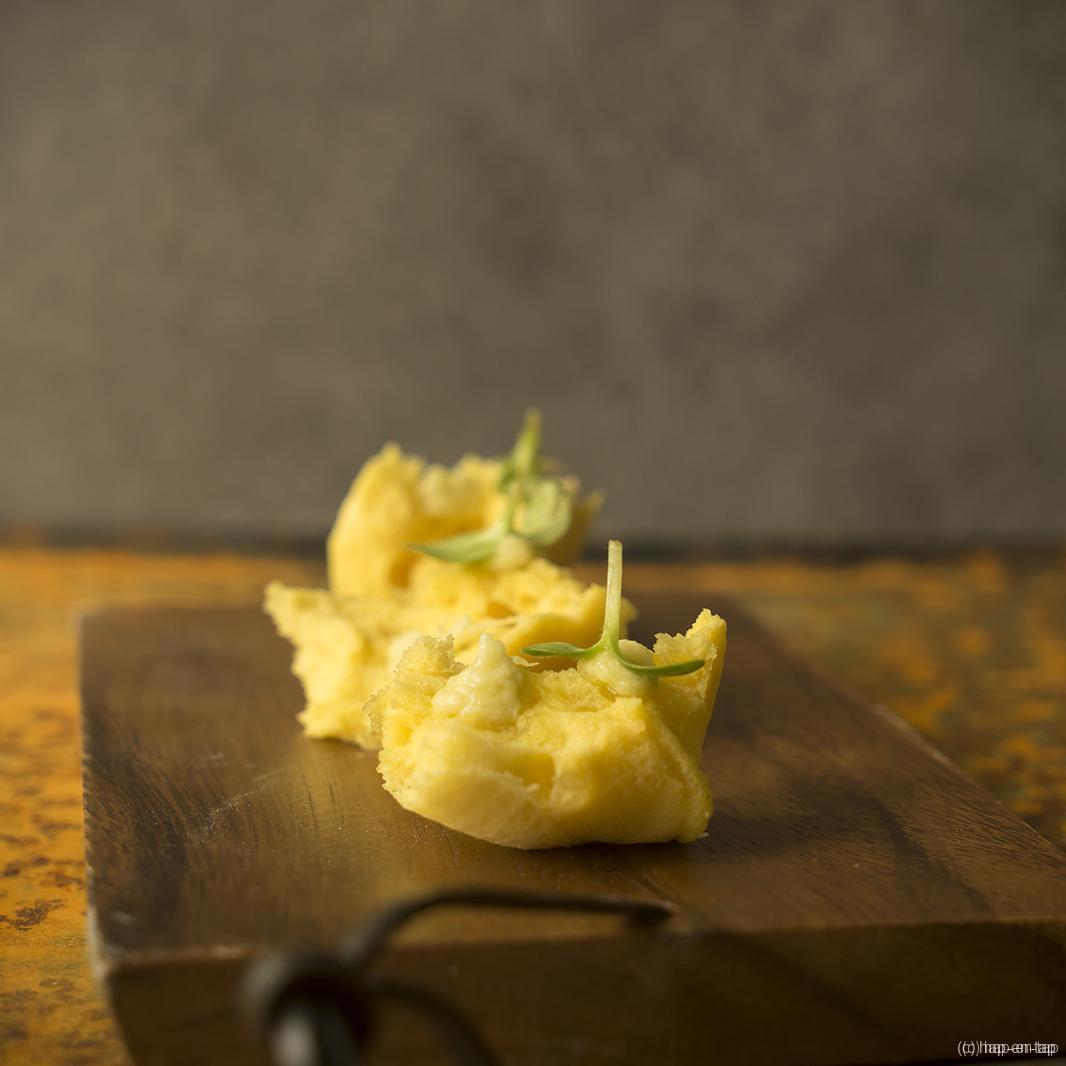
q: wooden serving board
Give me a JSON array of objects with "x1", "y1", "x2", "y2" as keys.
[{"x1": 80, "y1": 598, "x2": 1066, "y2": 1066}]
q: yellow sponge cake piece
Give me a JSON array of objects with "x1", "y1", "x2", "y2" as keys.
[
  {"x1": 265, "y1": 582, "x2": 436, "y2": 747},
  {"x1": 327, "y1": 443, "x2": 600, "y2": 597},
  {"x1": 370, "y1": 609, "x2": 726, "y2": 848}
]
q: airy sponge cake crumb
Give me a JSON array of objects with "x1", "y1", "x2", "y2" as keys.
[{"x1": 370, "y1": 609, "x2": 726, "y2": 848}]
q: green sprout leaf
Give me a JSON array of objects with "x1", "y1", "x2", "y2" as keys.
[
  {"x1": 407, "y1": 524, "x2": 507, "y2": 563},
  {"x1": 411, "y1": 409, "x2": 573, "y2": 563},
  {"x1": 519, "y1": 641, "x2": 597, "y2": 659},
  {"x1": 607, "y1": 654, "x2": 706, "y2": 677},
  {"x1": 521, "y1": 540, "x2": 706, "y2": 680},
  {"x1": 497, "y1": 409, "x2": 542, "y2": 492}
]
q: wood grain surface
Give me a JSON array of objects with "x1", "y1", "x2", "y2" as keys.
[
  {"x1": 81, "y1": 599, "x2": 1066, "y2": 1065},
  {"x1": 1, "y1": 545, "x2": 1065, "y2": 1064}
]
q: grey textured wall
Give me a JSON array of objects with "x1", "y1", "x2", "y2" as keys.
[{"x1": 2, "y1": 1, "x2": 1064, "y2": 544}]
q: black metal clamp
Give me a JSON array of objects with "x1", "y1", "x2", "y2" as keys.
[{"x1": 243, "y1": 887, "x2": 673, "y2": 1066}]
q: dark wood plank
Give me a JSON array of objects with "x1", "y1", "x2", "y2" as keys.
[{"x1": 81, "y1": 598, "x2": 1066, "y2": 1065}]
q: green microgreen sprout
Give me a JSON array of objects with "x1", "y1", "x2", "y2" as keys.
[
  {"x1": 521, "y1": 539, "x2": 706, "y2": 678},
  {"x1": 497, "y1": 407, "x2": 543, "y2": 491},
  {"x1": 409, "y1": 409, "x2": 573, "y2": 563}
]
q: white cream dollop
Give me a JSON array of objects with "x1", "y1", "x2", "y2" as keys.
[
  {"x1": 577, "y1": 639, "x2": 656, "y2": 697},
  {"x1": 431, "y1": 633, "x2": 524, "y2": 725}
]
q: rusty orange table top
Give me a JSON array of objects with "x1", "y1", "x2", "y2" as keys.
[{"x1": 1, "y1": 545, "x2": 1064, "y2": 1065}]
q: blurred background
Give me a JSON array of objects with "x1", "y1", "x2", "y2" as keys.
[{"x1": 2, "y1": 0, "x2": 1064, "y2": 549}]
